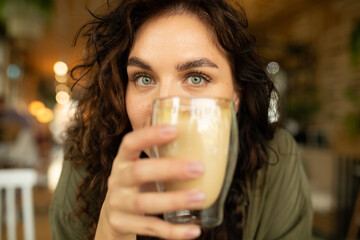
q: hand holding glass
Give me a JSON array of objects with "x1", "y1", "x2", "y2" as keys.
[{"x1": 150, "y1": 97, "x2": 239, "y2": 227}]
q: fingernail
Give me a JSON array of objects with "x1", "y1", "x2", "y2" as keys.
[
  {"x1": 187, "y1": 162, "x2": 204, "y2": 177},
  {"x1": 159, "y1": 125, "x2": 176, "y2": 135},
  {"x1": 187, "y1": 191, "x2": 205, "y2": 204},
  {"x1": 186, "y1": 227, "x2": 201, "y2": 238}
]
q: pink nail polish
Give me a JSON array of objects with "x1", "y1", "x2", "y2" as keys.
[
  {"x1": 186, "y1": 227, "x2": 201, "y2": 238},
  {"x1": 187, "y1": 191, "x2": 205, "y2": 203},
  {"x1": 187, "y1": 162, "x2": 204, "y2": 177},
  {"x1": 159, "y1": 125, "x2": 176, "y2": 135}
]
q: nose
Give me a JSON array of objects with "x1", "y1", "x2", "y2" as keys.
[{"x1": 156, "y1": 79, "x2": 182, "y2": 99}]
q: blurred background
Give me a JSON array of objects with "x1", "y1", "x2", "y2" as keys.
[{"x1": 0, "y1": 0, "x2": 359, "y2": 239}]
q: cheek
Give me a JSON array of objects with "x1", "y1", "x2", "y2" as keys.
[
  {"x1": 126, "y1": 94, "x2": 153, "y2": 130},
  {"x1": 233, "y1": 91, "x2": 240, "y2": 113}
]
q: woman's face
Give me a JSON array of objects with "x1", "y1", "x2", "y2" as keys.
[{"x1": 126, "y1": 14, "x2": 239, "y2": 130}]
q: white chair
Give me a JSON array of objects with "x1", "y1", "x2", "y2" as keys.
[{"x1": 0, "y1": 169, "x2": 37, "y2": 240}]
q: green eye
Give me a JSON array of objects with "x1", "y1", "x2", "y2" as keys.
[
  {"x1": 140, "y1": 76, "x2": 153, "y2": 85},
  {"x1": 190, "y1": 76, "x2": 202, "y2": 85}
]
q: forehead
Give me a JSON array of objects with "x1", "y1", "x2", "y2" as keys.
[{"x1": 129, "y1": 13, "x2": 226, "y2": 59}]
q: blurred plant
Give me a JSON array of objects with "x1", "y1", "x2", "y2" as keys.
[
  {"x1": 0, "y1": 0, "x2": 53, "y2": 41},
  {"x1": 284, "y1": 85, "x2": 321, "y2": 128},
  {"x1": 350, "y1": 22, "x2": 360, "y2": 67},
  {"x1": 0, "y1": 0, "x2": 53, "y2": 15},
  {"x1": 38, "y1": 76, "x2": 56, "y2": 109},
  {"x1": 344, "y1": 87, "x2": 360, "y2": 137},
  {"x1": 280, "y1": 43, "x2": 321, "y2": 129},
  {"x1": 344, "y1": 112, "x2": 360, "y2": 137}
]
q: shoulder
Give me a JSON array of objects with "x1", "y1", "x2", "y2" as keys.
[
  {"x1": 264, "y1": 128, "x2": 310, "y2": 197},
  {"x1": 49, "y1": 160, "x2": 88, "y2": 239},
  {"x1": 243, "y1": 128, "x2": 313, "y2": 239},
  {"x1": 50, "y1": 160, "x2": 86, "y2": 209},
  {"x1": 266, "y1": 128, "x2": 300, "y2": 176},
  {"x1": 269, "y1": 128, "x2": 298, "y2": 157},
  {"x1": 246, "y1": 129, "x2": 301, "y2": 190}
]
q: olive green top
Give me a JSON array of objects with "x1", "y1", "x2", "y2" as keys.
[{"x1": 49, "y1": 129, "x2": 313, "y2": 239}]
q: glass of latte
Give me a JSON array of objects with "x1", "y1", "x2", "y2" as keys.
[{"x1": 150, "y1": 96, "x2": 239, "y2": 227}]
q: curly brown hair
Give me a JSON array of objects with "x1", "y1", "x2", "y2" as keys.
[{"x1": 65, "y1": 0, "x2": 278, "y2": 239}]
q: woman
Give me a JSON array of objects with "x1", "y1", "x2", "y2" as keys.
[{"x1": 50, "y1": 0, "x2": 313, "y2": 239}]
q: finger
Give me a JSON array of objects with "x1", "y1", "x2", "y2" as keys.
[
  {"x1": 117, "y1": 125, "x2": 177, "y2": 161},
  {"x1": 109, "y1": 212, "x2": 201, "y2": 239},
  {"x1": 110, "y1": 189, "x2": 206, "y2": 214},
  {"x1": 110, "y1": 159, "x2": 204, "y2": 187}
]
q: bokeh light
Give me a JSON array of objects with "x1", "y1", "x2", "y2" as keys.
[
  {"x1": 7, "y1": 64, "x2": 21, "y2": 80},
  {"x1": 55, "y1": 74, "x2": 67, "y2": 83},
  {"x1": 55, "y1": 84, "x2": 70, "y2": 93},
  {"x1": 28, "y1": 100, "x2": 45, "y2": 116},
  {"x1": 36, "y1": 108, "x2": 54, "y2": 123},
  {"x1": 53, "y1": 61, "x2": 68, "y2": 76},
  {"x1": 56, "y1": 91, "x2": 70, "y2": 105},
  {"x1": 47, "y1": 151, "x2": 63, "y2": 192},
  {"x1": 266, "y1": 61, "x2": 280, "y2": 75}
]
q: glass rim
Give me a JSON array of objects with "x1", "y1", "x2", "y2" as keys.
[{"x1": 153, "y1": 96, "x2": 234, "y2": 104}]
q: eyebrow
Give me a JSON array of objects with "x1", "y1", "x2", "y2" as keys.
[
  {"x1": 127, "y1": 57, "x2": 152, "y2": 70},
  {"x1": 176, "y1": 58, "x2": 218, "y2": 71},
  {"x1": 127, "y1": 57, "x2": 218, "y2": 71}
]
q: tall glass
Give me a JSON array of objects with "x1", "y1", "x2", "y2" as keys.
[{"x1": 150, "y1": 96, "x2": 239, "y2": 227}]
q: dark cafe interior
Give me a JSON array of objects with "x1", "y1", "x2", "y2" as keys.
[{"x1": 0, "y1": 0, "x2": 359, "y2": 239}]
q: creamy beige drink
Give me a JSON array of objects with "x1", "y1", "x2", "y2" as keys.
[{"x1": 154, "y1": 99, "x2": 231, "y2": 208}]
